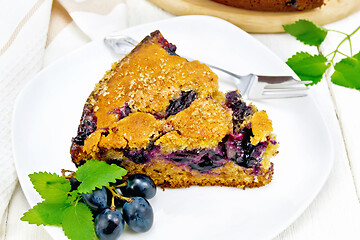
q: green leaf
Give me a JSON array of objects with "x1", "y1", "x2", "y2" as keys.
[
  {"x1": 286, "y1": 52, "x2": 330, "y2": 85},
  {"x1": 331, "y1": 52, "x2": 360, "y2": 90},
  {"x1": 62, "y1": 203, "x2": 95, "y2": 240},
  {"x1": 66, "y1": 190, "x2": 80, "y2": 204},
  {"x1": 76, "y1": 160, "x2": 127, "y2": 193},
  {"x1": 29, "y1": 172, "x2": 71, "y2": 203},
  {"x1": 21, "y1": 201, "x2": 70, "y2": 226},
  {"x1": 283, "y1": 19, "x2": 328, "y2": 46}
]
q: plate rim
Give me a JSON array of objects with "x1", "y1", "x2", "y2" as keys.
[{"x1": 12, "y1": 15, "x2": 335, "y2": 240}]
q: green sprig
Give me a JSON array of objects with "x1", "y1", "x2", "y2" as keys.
[
  {"x1": 283, "y1": 20, "x2": 360, "y2": 90},
  {"x1": 21, "y1": 161, "x2": 127, "y2": 240}
]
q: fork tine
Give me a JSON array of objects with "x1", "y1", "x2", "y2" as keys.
[
  {"x1": 264, "y1": 81, "x2": 312, "y2": 89},
  {"x1": 261, "y1": 92, "x2": 308, "y2": 98},
  {"x1": 263, "y1": 94, "x2": 308, "y2": 98},
  {"x1": 263, "y1": 87, "x2": 310, "y2": 92},
  {"x1": 262, "y1": 86, "x2": 310, "y2": 97},
  {"x1": 262, "y1": 86, "x2": 309, "y2": 97}
]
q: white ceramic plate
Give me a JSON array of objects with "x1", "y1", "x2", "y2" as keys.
[{"x1": 13, "y1": 16, "x2": 334, "y2": 240}]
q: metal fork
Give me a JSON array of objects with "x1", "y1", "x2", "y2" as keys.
[{"x1": 104, "y1": 35, "x2": 311, "y2": 100}]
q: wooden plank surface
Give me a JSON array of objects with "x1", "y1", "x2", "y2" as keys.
[{"x1": 148, "y1": 0, "x2": 360, "y2": 33}]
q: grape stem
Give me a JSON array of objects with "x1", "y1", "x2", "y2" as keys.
[
  {"x1": 106, "y1": 186, "x2": 133, "y2": 205},
  {"x1": 110, "y1": 196, "x2": 116, "y2": 211},
  {"x1": 61, "y1": 169, "x2": 76, "y2": 179},
  {"x1": 115, "y1": 182, "x2": 127, "y2": 188}
]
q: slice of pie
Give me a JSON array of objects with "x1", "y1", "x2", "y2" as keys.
[{"x1": 70, "y1": 30, "x2": 279, "y2": 189}]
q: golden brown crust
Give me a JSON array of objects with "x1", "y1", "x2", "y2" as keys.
[
  {"x1": 155, "y1": 98, "x2": 233, "y2": 152},
  {"x1": 211, "y1": 0, "x2": 324, "y2": 11},
  {"x1": 247, "y1": 111, "x2": 273, "y2": 145}
]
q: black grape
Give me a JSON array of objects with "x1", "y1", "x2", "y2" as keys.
[
  {"x1": 82, "y1": 187, "x2": 107, "y2": 211},
  {"x1": 95, "y1": 208, "x2": 124, "y2": 240},
  {"x1": 122, "y1": 174, "x2": 156, "y2": 199},
  {"x1": 123, "y1": 197, "x2": 153, "y2": 232}
]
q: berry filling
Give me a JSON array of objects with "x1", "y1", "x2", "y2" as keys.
[
  {"x1": 74, "y1": 91, "x2": 268, "y2": 173},
  {"x1": 122, "y1": 144, "x2": 159, "y2": 164},
  {"x1": 225, "y1": 91, "x2": 253, "y2": 131},
  {"x1": 159, "y1": 127, "x2": 268, "y2": 172},
  {"x1": 188, "y1": 151, "x2": 225, "y2": 172},
  {"x1": 157, "y1": 36, "x2": 177, "y2": 55},
  {"x1": 108, "y1": 103, "x2": 131, "y2": 120},
  {"x1": 120, "y1": 128, "x2": 268, "y2": 173},
  {"x1": 73, "y1": 103, "x2": 132, "y2": 146},
  {"x1": 224, "y1": 128, "x2": 268, "y2": 168},
  {"x1": 285, "y1": 0, "x2": 299, "y2": 8},
  {"x1": 165, "y1": 149, "x2": 226, "y2": 173},
  {"x1": 73, "y1": 105, "x2": 97, "y2": 145},
  {"x1": 165, "y1": 90, "x2": 197, "y2": 118}
]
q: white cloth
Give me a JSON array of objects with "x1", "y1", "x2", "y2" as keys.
[
  {"x1": 0, "y1": 0, "x2": 53, "y2": 235},
  {"x1": 0, "y1": 0, "x2": 127, "y2": 238},
  {"x1": 58, "y1": 0, "x2": 127, "y2": 40}
]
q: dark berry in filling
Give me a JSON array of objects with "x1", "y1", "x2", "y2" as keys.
[
  {"x1": 285, "y1": 0, "x2": 298, "y2": 7},
  {"x1": 123, "y1": 144, "x2": 158, "y2": 164},
  {"x1": 225, "y1": 127, "x2": 267, "y2": 168},
  {"x1": 123, "y1": 150, "x2": 148, "y2": 164},
  {"x1": 158, "y1": 36, "x2": 177, "y2": 55},
  {"x1": 165, "y1": 150, "x2": 200, "y2": 163},
  {"x1": 189, "y1": 152, "x2": 224, "y2": 172},
  {"x1": 166, "y1": 149, "x2": 225, "y2": 173},
  {"x1": 106, "y1": 158, "x2": 124, "y2": 166},
  {"x1": 108, "y1": 103, "x2": 131, "y2": 120},
  {"x1": 73, "y1": 105, "x2": 97, "y2": 145},
  {"x1": 165, "y1": 90, "x2": 197, "y2": 118},
  {"x1": 225, "y1": 91, "x2": 253, "y2": 131}
]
